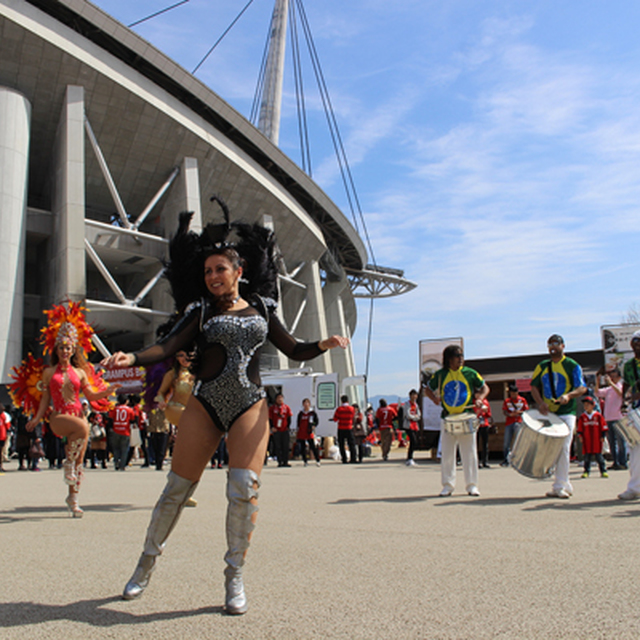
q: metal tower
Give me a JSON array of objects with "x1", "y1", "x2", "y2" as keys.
[{"x1": 257, "y1": 0, "x2": 289, "y2": 144}]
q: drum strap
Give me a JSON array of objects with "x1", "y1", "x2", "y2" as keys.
[{"x1": 547, "y1": 361, "x2": 558, "y2": 399}]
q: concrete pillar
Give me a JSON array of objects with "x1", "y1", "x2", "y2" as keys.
[
  {"x1": 296, "y1": 260, "x2": 331, "y2": 372},
  {"x1": 161, "y1": 156, "x2": 202, "y2": 234},
  {"x1": 323, "y1": 277, "x2": 356, "y2": 379},
  {"x1": 50, "y1": 85, "x2": 86, "y2": 304},
  {"x1": 0, "y1": 87, "x2": 31, "y2": 383}
]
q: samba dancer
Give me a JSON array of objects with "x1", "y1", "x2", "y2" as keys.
[
  {"x1": 102, "y1": 203, "x2": 348, "y2": 614},
  {"x1": 530, "y1": 334, "x2": 586, "y2": 499},
  {"x1": 423, "y1": 344, "x2": 489, "y2": 497},
  {"x1": 22, "y1": 303, "x2": 117, "y2": 516},
  {"x1": 155, "y1": 350, "x2": 198, "y2": 505},
  {"x1": 619, "y1": 331, "x2": 640, "y2": 500}
]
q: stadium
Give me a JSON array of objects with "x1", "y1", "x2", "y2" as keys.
[{"x1": 0, "y1": 0, "x2": 414, "y2": 395}]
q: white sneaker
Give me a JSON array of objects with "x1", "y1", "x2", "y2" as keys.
[
  {"x1": 405, "y1": 459, "x2": 416, "y2": 466},
  {"x1": 467, "y1": 485, "x2": 480, "y2": 497},
  {"x1": 316, "y1": 461, "x2": 321, "y2": 467},
  {"x1": 439, "y1": 487, "x2": 453, "y2": 497},
  {"x1": 618, "y1": 489, "x2": 640, "y2": 500},
  {"x1": 545, "y1": 488, "x2": 570, "y2": 499}
]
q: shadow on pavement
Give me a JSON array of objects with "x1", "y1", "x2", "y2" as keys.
[
  {"x1": 0, "y1": 503, "x2": 147, "y2": 525},
  {"x1": 329, "y1": 495, "x2": 433, "y2": 505},
  {"x1": 0, "y1": 596, "x2": 223, "y2": 627}
]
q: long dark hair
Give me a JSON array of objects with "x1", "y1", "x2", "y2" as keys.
[{"x1": 442, "y1": 345, "x2": 463, "y2": 370}]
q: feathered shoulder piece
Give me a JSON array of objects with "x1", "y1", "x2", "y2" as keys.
[
  {"x1": 165, "y1": 211, "x2": 204, "y2": 313},
  {"x1": 8, "y1": 353, "x2": 46, "y2": 418},
  {"x1": 82, "y1": 362, "x2": 114, "y2": 412}
]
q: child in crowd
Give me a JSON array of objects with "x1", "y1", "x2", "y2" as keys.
[{"x1": 576, "y1": 396, "x2": 608, "y2": 478}]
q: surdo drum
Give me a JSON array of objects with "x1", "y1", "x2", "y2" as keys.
[
  {"x1": 616, "y1": 409, "x2": 640, "y2": 448},
  {"x1": 443, "y1": 412, "x2": 479, "y2": 435},
  {"x1": 509, "y1": 410, "x2": 569, "y2": 479}
]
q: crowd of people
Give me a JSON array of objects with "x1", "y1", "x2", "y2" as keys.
[{"x1": 6, "y1": 198, "x2": 640, "y2": 617}]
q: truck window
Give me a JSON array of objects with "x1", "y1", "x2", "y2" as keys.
[{"x1": 316, "y1": 382, "x2": 336, "y2": 410}]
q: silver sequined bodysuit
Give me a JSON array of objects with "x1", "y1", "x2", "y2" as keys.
[{"x1": 133, "y1": 296, "x2": 325, "y2": 432}]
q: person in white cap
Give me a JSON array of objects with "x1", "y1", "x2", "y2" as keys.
[
  {"x1": 530, "y1": 334, "x2": 586, "y2": 499},
  {"x1": 619, "y1": 331, "x2": 640, "y2": 499}
]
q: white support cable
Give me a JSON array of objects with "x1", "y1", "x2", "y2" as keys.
[
  {"x1": 84, "y1": 238, "x2": 128, "y2": 305},
  {"x1": 287, "y1": 262, "x2": 305, "y2": 279},
  {"x1": 133, "y1": 167, "x2": 180, "y2": 230},
  {"x1": 91, "y1": 333, "x2": 111, "y2": 359},
  {"x1": 289, "y1": 298, "x2": 307, "y2": 334},
  {"x1": 84, "y1": 118, "x2": 131, "y2": 229},
  {"x1": 86, "y1": 299, "x2": 171, "y2": 318},
  {"x1": 278, "y1": 273, "x2": 307, "y2": 290},
  {"x1": 85, "y1": 219, "x2": 169, "y2": 246},
  {"x1": 133, "y1": 267, "x2": 166, "y2": 305}
]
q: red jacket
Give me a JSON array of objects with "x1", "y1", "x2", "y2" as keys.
[
  {"x1": 577, "y1": 411, "x2": 607, "y2": 454},
  {"x1": 376, "y1": 406, "x2": 397, "y2": 429},
  {"x1": 333, "y1": 404, "x2": 356, "y2": 430}
]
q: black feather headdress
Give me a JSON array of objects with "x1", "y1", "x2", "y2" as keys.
[{"x1": 165, "y1": 196, "x2": 279, "y2": 314}]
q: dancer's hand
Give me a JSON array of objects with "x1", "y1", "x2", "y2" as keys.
[
  {"x1": 319, "y1": 335, "x2": 350, "y2": 350},
  {"x1": 101, "y1": 352, "x2": 135, "y2": 368}
]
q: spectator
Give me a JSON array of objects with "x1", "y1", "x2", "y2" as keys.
[
  {"x1": 333, "y1": 395, "x2": 357, "y2": 464},
  {"x1": 376, "y1": 399, "x2": 397, "y2": 462},
  {"x1": 296, "y1": 398, "x2": 321, "y2": 466},
  {"x1": 402, "y1": 390, "x2": 421, "y2": 467},
  {"x1": 147, "y1": 408, "x2": 171, "y2": 471},
  {"x1": 89, "y1": 412, "x2": 108, "y2": 469},
  {"x1": 269, "y1": 393, "x2": 293, "y2": 468},
  {"x1": 501, "y1": 384, "x2": 529, "y2": 467},
  {"x1": 110, "y1": 394, "x2": 136, "y2": 470},
  {"x1": 475, "y1": 397, "x2": 492, "y2": 468},
  {"x1": 0, "y1": 404, "x2": 9, "y2": 472},
  {"x1": 352, "y1": 403, "x2": 367, "y2": 464},
  {"x1": 595, "y1": 368, "x2": 626, "y2": 470},
  {"x1": 577, "y1": 396, "x2": 608, "y2": 478}
]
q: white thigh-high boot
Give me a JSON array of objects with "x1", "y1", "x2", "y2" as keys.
[
  {"x1": 224, "y1": 468, "x2": 261, "y2": 615},
  {"x1": 122, "y1": 471, "x2": 198, "y2": 600},
  {"x1": 63, "y1": 438, "x2": 83, "y2": 485}
]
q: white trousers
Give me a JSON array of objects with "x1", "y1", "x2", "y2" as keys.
[
  {"x1": 626, "y1": 445, "x2": 640, "y2": 493},
  {"x1": 440, "y1": 426, "x2": 478, "y2": 492},
  {"x1": 552, "y1": 414, "x2": 576, "y2": 493}
]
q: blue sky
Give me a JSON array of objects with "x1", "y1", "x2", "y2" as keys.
[{"x1": 90, "y1": 0, "x2": 640, "y2": 397}]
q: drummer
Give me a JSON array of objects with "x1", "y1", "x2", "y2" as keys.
[
  {"x1": 619, "y1": 330, "x2": 640, "y2": 500},
  {"x1": 423, "y1": 344, "x2": 489, "y2": 497},
  {"x1": 530, "y1": 334, "x2": 586, "y2": 499}
]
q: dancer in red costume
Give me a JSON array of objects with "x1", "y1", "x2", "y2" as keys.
[{"x1": 19, "y1": 302, "x2": 117, "y2": 517}]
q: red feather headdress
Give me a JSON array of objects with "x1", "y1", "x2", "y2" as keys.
[{"x1": 40, "y1": 301, "x2": 95, "y2": 357}]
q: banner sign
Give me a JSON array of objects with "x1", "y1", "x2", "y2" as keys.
[
  {"x1": 419, "y1": 337, "x2": 464, "y2": 431},
  {"x1": 102, "y1": 366, "x2": 146, "y2": 394},
  {"x1": 601, "y1": 324, "x2": 640, "y2": 372}
]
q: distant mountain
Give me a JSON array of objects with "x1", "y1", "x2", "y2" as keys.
[{"x1": 367, "y1": 394, "x2": 407, "y2": 408}]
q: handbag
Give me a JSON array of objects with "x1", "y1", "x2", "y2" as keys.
[
  {"x1": 91, "y1": 423, "x2": 106, "y2": 439},
  {"x1": 130, "y1": 427, "x2": 142, "y2": 448},
  {"x1": 28, "y1": 439, "x2": 45, "y2": 460}
]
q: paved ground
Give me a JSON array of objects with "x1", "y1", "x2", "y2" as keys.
[{"x1": 0, "y1": 447, "x2": 639, "y2": 640}]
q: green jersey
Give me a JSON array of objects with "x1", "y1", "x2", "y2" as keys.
[
  {"x1": 428, "y1": 366, "x2": 484, "y2": 418},
  {"x1": 530, "y1": 355, "x2": 585, "y2": 416}
]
